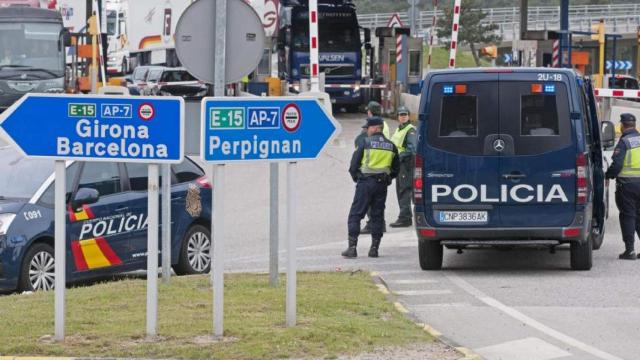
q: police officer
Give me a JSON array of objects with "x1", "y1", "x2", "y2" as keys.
[
  {"x1": 343, "y1": 117, "x2": 399, "y2": 258},
  {"x1": 355, "y1": 101, "x2": 390, "y2": 234},
  {"x1": 606, "y1": 113, "x2": 640, "y2": 260},
  {"x1": 390, "y1": 106, "x2": 417, "y2": 227}
]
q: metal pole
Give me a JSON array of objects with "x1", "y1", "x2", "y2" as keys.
[
  {"x1": 308, "y1": 0, "x2": 320, "y2": 91},
  {"x1": 269, "y1": 162, "x2": 279, "y2": 287},
  {"x1": 286, "y1": 162, "x2": 297, "y2": 327},
  {"x1": 161, "y1": 164, "x2": 171, "y2": 283},
  {"x1": 212, "y1": 0, "x2": 227, "y2": 339},
  {"x1": 636, "y1": 26, "x2": 640, "y2": 80},
  {"x1": 212, "y1": 164, "x2": 225, "y2": 337},
  {"x1": 54, "y1": 160, "x2": 66, "y2": 341},
  {"x1": 146, "y1": 163, "x2": 159, "y2": 337},
  {"x1": 410, "y1": 1, "x2": 416, "y2": 36},
  {"x1": 560, "y1": 0, "x2": 569, "y2": 68}
]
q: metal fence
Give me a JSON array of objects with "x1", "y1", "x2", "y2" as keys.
[{"x1": 358, "y1": 4, "x2": 640, "y2": 41}]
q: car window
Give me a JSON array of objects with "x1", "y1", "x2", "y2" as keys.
[
  {"x1": 147, "y1": 70, "x2": 163, "y2": 82},
  {"x1": 609, "y1": 77, "x2": 639, "y2": 90},
  {"x1": 439, "y1": 96, "x2": 478, "y2": 137},
  {"x1": 38, "y1": 163, "x2": 80, "y2": 207},
  {"x1": 172, "y1": 159, "x2": 204, "y2": 184},
  {"x1": 161, "y1": 70, "x2": 196, "y2": 82},
  {"x1": 133, "y1": 68, "x2": 148, "y2": 82},
  {"x1": 427, "y1": 82, "x2": 499, "y2": 156},
  {"x1": 124, "y1": 163, "x2": 170, "y2": 191},
  {"x1": 78, "y1": 162, "x2": 121, "y2": 197},
  {"x1": 520, "y1": 95, "x2": 559, "y2": 136}
]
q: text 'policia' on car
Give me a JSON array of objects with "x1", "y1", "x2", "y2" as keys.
[
  {"x1": 413, "y1": 68, "x2": 616, "y2": 271},
  {"x1": 0, "y1": 145, "x2": 212, "y2": 292}
]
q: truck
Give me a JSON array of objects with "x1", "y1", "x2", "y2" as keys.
[
  {"x1": 277, "y1": 0, "x2": 370, "y2": 110},
  {"x1": 0, "y1": 5, "x2": 67, "y2": 112},
  {"x1": 125, "y1": 0, "x2": 193, "y2": 70}
]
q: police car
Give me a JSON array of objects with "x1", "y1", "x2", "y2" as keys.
[
  {"x1": 0, "y1": 145, "x2": 212, "y2": 292},
  {"x1": 414, "y1": 68, "x2": 616, "y2": 271}
]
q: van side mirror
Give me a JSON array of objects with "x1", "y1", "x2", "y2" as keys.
[
  {"x1": 601, "y1": 121, "x2": 616, "y2": 150},
  {"x1": 61, "y1": 29, "x2": 72, "y2": 47},
  {"x1": 71, "y1": 188, "x2": 100, "y2": 210}
]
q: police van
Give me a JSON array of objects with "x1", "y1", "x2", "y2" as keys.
[{"x1": 414, "y1": 68, "x2": 616, "y2": 271}]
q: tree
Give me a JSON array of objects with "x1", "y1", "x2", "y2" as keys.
[{"x1": 436, "y1": 0, "x2": 500, "y2": 66}]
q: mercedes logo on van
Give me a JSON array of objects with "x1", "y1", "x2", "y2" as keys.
[{"x1": 493, "y1": 139, "x2": 506, "y2": 152}]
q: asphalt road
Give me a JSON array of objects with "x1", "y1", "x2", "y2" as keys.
[{"x1": 218, "y1": 113, "x2": 640, "y2": 360}]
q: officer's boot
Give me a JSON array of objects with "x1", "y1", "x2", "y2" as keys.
[
  {"x1": 341, "y1": 236, "x2": 358, "y2": 258},
  {"x1": 368, "y1": 237, "x2": 381, "y2": 258},
  {"x1": 619, "y1": 243, "x2": 637, "y2": 260}
]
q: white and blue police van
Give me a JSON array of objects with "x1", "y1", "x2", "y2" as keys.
[{"x1": 414, "y1": 68, "x2": 616, "y2": 271}]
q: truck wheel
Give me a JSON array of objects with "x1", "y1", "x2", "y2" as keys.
[
  {"x1": 174, "y1": 224, "x2": 211, "y2": 275},
  {"x1": 18, "y1": 243, "x2": 56, "y2": 292},
  {"x1": 419, "y1": 239, "x2": 443, "y2": 270},
  {"x1": 570, "y1": 236, "x2": 593, "y2": 270},
  {"x1": 591, "y1": 222, "x2": 605, "y2": 250}
]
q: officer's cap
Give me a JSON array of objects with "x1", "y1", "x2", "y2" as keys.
[
  {"x1": 397, "y1": 106, "x2": 410, "y2": 115},
  {"x1": 362, "y1": 116, "x2": 384, "y2": 128},
  {"x1": 620, "y1": 113, "x2": 636, "y2": 124},
  {"x1": 366, "y1": 101, "x2": 382, "y2": 116}
]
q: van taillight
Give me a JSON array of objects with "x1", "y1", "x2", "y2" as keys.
[
  {"x1": 576, "y1": 153, "x2": 587, "y2": 204},
  {"x1": 196, "y1": 176, "x2": 212, "y2": 189},
  {"x1": 414, "y1": 154, "x2": 424, "y2": 202}
]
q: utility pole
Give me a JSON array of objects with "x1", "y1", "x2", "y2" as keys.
[
  {"x1": 636, "y1": 26, "x2": 640, "y2": 80},
  {"x1": 591, "y1": 19, "x2": 605, "y2": 89}
]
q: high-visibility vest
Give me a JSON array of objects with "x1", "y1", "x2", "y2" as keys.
[
  {"x1": 619, "y1": 134, "x2": 640, "y2": 178},
  {"x1": 391, "y1": 123, "x2": 415, "y2": 154},
  {"x1": 383, "y1": 121, "x2": 390, "y2": 139},
  {"x1": 361, "y1": 135, "x2": 395, "y2": 175}
]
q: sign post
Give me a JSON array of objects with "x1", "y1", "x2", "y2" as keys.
[
  {"x1": 0, "y1": 94, "x2": 184, "y2": 340},
  {"x1": 161, "y1": 164, "x2": 172, "y2": 283},
  {"x1": 200, "y1": 96, "x2": 340, "y2": 328},
  {"x1": 269, "y1": 162, "x2": 279, "y2": 287}
]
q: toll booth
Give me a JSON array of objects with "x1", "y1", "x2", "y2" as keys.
[
  {"x1": 246, "y1": 38, "x2": 277, "y2": 96},
  {"x1": 373, "y1": 27, "x2": 423, "y2": 114}
]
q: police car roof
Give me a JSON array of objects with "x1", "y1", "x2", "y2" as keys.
[{"x1": 425, "y1": 67, "x2": 580, "y2": 80}]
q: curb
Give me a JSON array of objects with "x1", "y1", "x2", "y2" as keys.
[{"x1": 370, "y1": 272, "x2": 484, "y2": 360}]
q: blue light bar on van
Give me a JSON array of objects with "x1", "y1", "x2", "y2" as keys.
[
  {"x1": 443, "y1": 85, "x2": 454, "y2": 94},
  {"x1": 544, "y1": 84, "x2": 556, "y2": 93}
]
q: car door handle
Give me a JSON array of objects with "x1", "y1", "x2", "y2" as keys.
[
  {"x1": 502, "y1": 173, "x2": 527, "y2": 180},
  {"x1": 115, "y1": 206, "x2": 129, "y2": 212}
]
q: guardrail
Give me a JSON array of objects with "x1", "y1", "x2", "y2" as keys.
[{"x1": 358, "y1": 4, "x2": 640, "y2": 41}]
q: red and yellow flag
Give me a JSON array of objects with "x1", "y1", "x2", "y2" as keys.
[{"x1": 71, "y1": 237, "x2": 123, "y2": 271}]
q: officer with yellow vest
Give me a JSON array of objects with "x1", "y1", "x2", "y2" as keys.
[
  {"x1": 606, "y1": 113, "x2": 640, "y2": 260},
  {"x1": 390, "y1": 106, "x2": 417, "y2": 228},
  {"x1": 343, "y1": 117, "x2": 399, "y2": 258},
  {"x1": 355, "y1": 101, "x2": 391, "y2": 234}
]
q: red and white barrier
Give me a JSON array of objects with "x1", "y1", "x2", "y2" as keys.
[
  {"x1": 552, "y1": 40, "x2": 560, "y2": 68},
  {"x1": 309, "y1": 0, "x2": 320, "y2": 91},
  {"x1": 323, "y1": 84, "x2": 388, "y2": 89},
  {"x1": 448, "y1": 0, "x2": 462, "y2": 69},
  {"x1": 426, "y1": 0, "x2": 438, "y2": 72},
  {"x1": 595, "y1": 89, "x2": 640, "y2": 99},
  {"x1": 396, "y1": 35, "x2": 403, "y2": 64}
]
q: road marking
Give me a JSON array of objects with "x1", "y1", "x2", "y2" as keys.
[
  {"x1": 394, "y1": 290, "x2": 453, "y2": 296},
  {"x1": 446, "y1": 273, "x2": 625, "y2": 360},
  {"x1": 475, "y1": 337, "x2": 571, "y2": 360},
  {"x1": 388, "y1": 279, "x2": 438, "y2": 285}
]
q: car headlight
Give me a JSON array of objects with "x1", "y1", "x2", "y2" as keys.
[
  {"x1": 0, "y1": 214, "x2": 16, "y2": 236},
  {"x1": 159, "y1": 90, "x2": 172, "y2": 96},
  {"x1": 108, "y1": 56, "x2": 117, "y2": 63},
  {"x1": 196, "y1": 89, "x2": 208, "y2": 97}
]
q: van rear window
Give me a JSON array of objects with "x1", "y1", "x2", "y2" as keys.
[
  {"x1": 521, "y1": 95, "x2": 559, "y2": 136},
  {"x1": 440, "y1": 96, "x2": 478, "y2": 137}
]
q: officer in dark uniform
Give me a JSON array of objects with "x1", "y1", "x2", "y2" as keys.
[
  {"x1": 343, "y1": 117, "x2": 399, "y2": 258},
  {"x1": 356, "y1": 101, "x2": 390, "y2": 234},
  {"x1": 390, "y1": 106, "x2": 417, "y2": 227},
  {"x1": 605, "y1": 113, "x2": 640, "y2": 260}
]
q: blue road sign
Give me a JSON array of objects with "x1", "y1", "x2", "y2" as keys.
[
  {"x1": 606, "y1": 60, "x2": 612, "y2": 70},
  {"x1": 625, "y1": 61, "x2": 633, "y2": 70},
  {"x1": 0, "y1": 94, "x2": 184, "y2": 163},
  {"x1": 201, "y1": 97, "x2": 340, "y2": 163},
  {"x1": 503, "y1": 53, "x2": 512, "y2": 63}
]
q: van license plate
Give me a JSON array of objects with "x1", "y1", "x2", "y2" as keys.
[{"x1": 439, "y1": 211, "x2": 488, "y2": 224}]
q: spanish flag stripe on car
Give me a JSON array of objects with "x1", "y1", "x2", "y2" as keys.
[
  {"x1": 71, "y1": 237, "x2": 123, "y2": 271},
  {"x1": 68, "y1": 204, "x2": 95, "y2": 222}
]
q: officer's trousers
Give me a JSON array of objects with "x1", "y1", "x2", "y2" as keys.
[
  {"x1": 348, "y1": 176, "x2": 388, "y2": 239},
  {"x1": 615, "y1": 181, "x2": 640, "y2": 250},
  {"x1": 395, "y1": 158, "x2": 414, "y2": 221}
]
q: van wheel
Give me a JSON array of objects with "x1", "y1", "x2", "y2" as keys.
[
  {"x1": 570, "y1": 236, "x2": 593, "y2": 271},
  {"x1": 174, "y1": 225, "x2": 211, "y2": 275},
  {"x1": 591, "y1": 222, "x2": 605, "y2": 250},
  {"x1": 419, "y1": 239, "x2": 443, "y2": 270}
]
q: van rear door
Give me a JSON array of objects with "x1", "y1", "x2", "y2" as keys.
[
  {"x1": 497, "y1": 74, "x2": 577, "y2": 227},
  {"x1": 424, "y1": 73, "x2": 501, "y2": 227}
]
